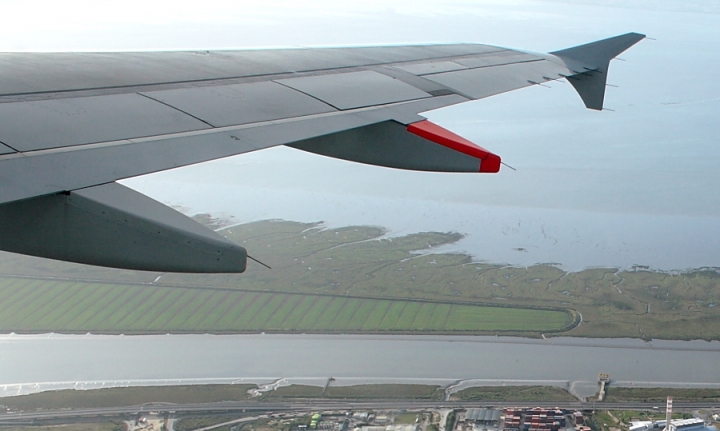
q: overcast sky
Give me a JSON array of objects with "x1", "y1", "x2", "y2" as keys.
[{"x1": 3, "y1": 0, "x2": 718, "y2": 270}]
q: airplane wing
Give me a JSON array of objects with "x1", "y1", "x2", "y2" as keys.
[{"x1": 0, "y1": 32, "x2": 645, "y2": 273}]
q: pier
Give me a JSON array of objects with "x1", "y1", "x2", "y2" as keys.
[{"x1": 597, "y1": 373, "x2": 610, "y2": 401}]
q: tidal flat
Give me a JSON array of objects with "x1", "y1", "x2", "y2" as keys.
[{"x1": 0, "y1": 218, "x2": 717, "y2": 340}]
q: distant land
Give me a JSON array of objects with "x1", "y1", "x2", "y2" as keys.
[
  {"x1": 0, "y1": 217, "x2": 717, "y2": 340},
  {"x1": 3, "y1": 383, "x2": 720, "y2": 414},
  {"x1": 4, "y1": 383, "x2": 720, "y2": 411}
]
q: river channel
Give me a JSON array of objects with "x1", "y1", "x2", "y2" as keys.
[{"x1": 2, "y1": 334, "x2": 720, "y2": 399}]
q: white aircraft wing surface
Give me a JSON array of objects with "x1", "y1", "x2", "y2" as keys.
[{"x1": 0, "y1": 33, "x2": 644, "y2": 273}]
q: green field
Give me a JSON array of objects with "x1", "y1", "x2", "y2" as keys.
[
  {"x1": 174, "y1": 416, "x2": 239, "y2": 431},
  {"x1": 0, "y1": 424, "x2": 125, "y2": 431},
  {"x1": 259, "y1": 384, "x2": 444, "y2": 400},
  {"x1": 0, "y1": 383, "x2": 562, "y2": 411},
  {"x1": 602, "y1": 387, "x2": 720, "y2": 402},
  {"x1": 0, "y1": 277, "x2": 571, "y2": 333},
  {"x1": 0, "y1": 217, "x2": 718, "y2": 339},
  {"x1": 450, "y1": 385, "x2": 576, "y2": 402},
  {"x1": 0, "y1": 385, "x2": 257, "y2": 410}
]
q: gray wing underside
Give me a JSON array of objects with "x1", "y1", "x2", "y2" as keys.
[{"x1": 0, "y1": 33, "x2": 644, "y2": 273}]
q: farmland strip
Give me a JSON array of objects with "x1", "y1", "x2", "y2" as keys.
[
  {"x1": 64, "y1": 284, "x2": 128, "y2": 329},
  {"x1": 277, "y1": 295, "x2": 316, "y2": 330}
]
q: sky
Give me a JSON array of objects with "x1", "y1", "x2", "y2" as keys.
[{"x1": 2, "y1": 0, "x2": 718, "y2": 271}]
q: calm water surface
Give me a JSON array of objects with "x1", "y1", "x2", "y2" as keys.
[{"x1": 2, "y1": 334, "x2": 719, "y2": 398}]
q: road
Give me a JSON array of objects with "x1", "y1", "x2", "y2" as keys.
[{"x1": 1, "y1": 400, "x2": 719, "y2": 424}]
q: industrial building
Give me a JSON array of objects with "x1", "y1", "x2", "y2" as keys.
[
  {"x1": 630, "y1": 419, "x2": 706, "y2": 431},
  {"x1": 465, "y1": 409, "x2": 502, "y2": 426},
  {"x1": 669, "y1": 418, "x2": 706, "y2": 431},
  {"x1": 629, "y1": 396, "x2": 707, "y2": 431}
]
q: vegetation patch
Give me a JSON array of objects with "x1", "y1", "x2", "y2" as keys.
[
  {"x1": 174, "y1": 416, "x2": 239, "y2": 431},
  {"x1": 450, "y1": 385, "x2": 576, "y2": 402},
  {"x1": 257, "y1": 384, "x2": 324, "y2": 399},
  {"x1": 393, "y1": 413, "x2": 425, "y2": 424},
  {"x1": 0, "y1": 425, "x2": 125, "y2": 431},
  {"x1": 324, "y1": 384, "x2": 444, "y2": 399},
  {"x1": 258, "y1": 384, "x2": 444, "y2": 400},
  {"x1": 0, "y1": 279, "x2": 572, "y2": 335},
  {"x1": 602, "y1": 387, "x2": 720, "y2": 402},
  {"x1": 0, "y1": 218, "x2": 718, "y2": 339},
  {"x1": 0, "y1": 384, "x2": 257, "y2": 411}
]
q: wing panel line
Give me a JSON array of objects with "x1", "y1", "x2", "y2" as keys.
[
  {"x1": 137, "y1": 93, "x2": 217, "y2": 128},
  {"x1": 0, "y1": 47, "x2": 508, "y2": 99},
  {"x1": 0, "y1": 139, "x2": 19, "y2": 153},
  {"x1": 273, "y1": 80, "x2": 346, "y2": 111},
  {"x1": 0, "y1": 94, "x2": 470, "y2": 205},
  {"x1": 0, "y1": 94, "x2": 469, "y2": 161},
  {"x1": 417, "y1": 58, "x2": 545, "y2": 76}
]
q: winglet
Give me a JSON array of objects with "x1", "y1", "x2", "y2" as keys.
[{"x1": 550, "y1": 32, "x2": 645, "y2": 110}]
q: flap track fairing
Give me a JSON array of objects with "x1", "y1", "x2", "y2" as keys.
[
  {"x1": 288, "y1": 120, "x2": 500, "y2": 173},
  {"x1": 0, "y1": 182, "x2": 247, "y2": 273}
]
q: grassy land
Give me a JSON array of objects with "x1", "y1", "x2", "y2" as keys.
[
  {"x1": 0, "y1": 385, "x2": 257, "y2": 411},
  {"x1": 393, "y1": 413, "x2": 425, "y2": 424},
  {"x1": 0, "y1": 425, "x2": 125, "y2": 431},
  {"x1": 325, "y1": 384, "x2": 444, "y2": 399},
  {"x1": 0, "y1": 218, "x2": 718, "y2": 339},
  {"x1": 256, "y1": 385, "x2": 323, "y2": 399},
  {"x1": 174, "y1": 416, "x2": 239, "y2": 431},
  {"x1": 258, "y1": 384, "x2": 444, "y2": 400},
  {"x1": 235, "y1": 417, "x2": 311, "y2": 431},
  {"x1": 0, "y1": 277, "x2": 571, "y2": 334},
  {"x1": 450, "y1": 386, "x2": 576, "y2": 402},
  {"x1": 602, "y1": 387, "x2": 720, "y2": 402},
  {"x1": 590, "y1": 411, "x2": 624, "y2": 431},
  {"x1": 0, "y1": 383, "x2": 588, "y2": 412}
]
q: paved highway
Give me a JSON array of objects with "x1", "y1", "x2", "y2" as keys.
[{"x1": 1, "y1": 400, "x2": 718, "y2": 424}]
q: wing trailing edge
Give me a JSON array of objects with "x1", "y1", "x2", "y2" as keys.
[
  {"x1": 550, "y1": 32, "x2": 646, "y2": 110},
  {"x1": 0, "y1": 183, "x2": 247, "y2": 273}
]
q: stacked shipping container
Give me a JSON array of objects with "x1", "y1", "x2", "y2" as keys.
[{"x1": 501, "y1": 408, "x2": 570, "y2": 431}]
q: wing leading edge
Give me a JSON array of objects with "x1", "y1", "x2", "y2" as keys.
[{"x1": 0, "y1": 33, "x2": 644, "y2": 273}]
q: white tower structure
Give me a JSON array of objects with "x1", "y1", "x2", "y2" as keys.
[{"x1": 664, "y1": 396, "x2": 673, "y2": 431}]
